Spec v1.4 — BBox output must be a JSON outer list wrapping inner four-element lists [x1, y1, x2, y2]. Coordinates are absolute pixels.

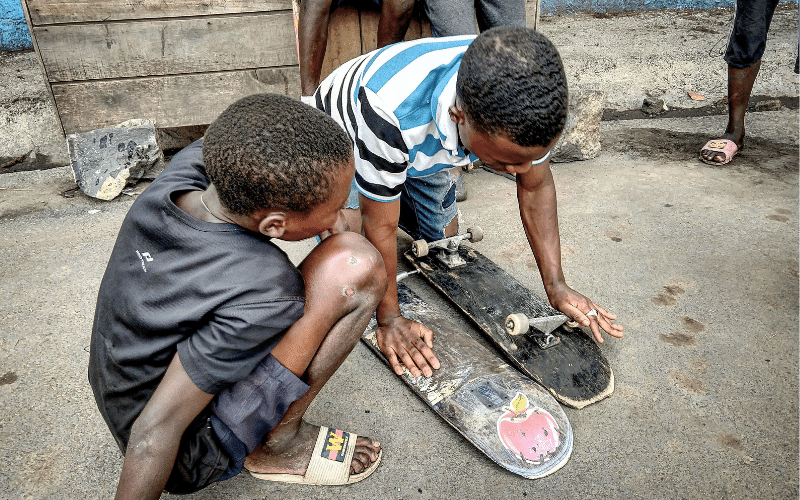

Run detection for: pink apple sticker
[[497, 392, 561, 464]]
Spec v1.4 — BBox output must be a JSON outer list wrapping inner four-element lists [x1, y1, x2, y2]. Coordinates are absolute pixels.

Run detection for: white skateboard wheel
[[467, 226, 484, 243], [412, 239, 429, 257], [505, 313, 529, 336]]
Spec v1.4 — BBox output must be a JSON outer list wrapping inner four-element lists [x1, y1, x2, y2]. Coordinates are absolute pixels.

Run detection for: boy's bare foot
[[244, 420, 381, 478]]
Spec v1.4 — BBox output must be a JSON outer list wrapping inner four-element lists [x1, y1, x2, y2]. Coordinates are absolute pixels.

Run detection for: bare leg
[[444, 215, 458, 238], [701, 61, 761, 163], [245, 232, 387, 475], [298, 0, 336, 96], [377, 0, 415, 46]]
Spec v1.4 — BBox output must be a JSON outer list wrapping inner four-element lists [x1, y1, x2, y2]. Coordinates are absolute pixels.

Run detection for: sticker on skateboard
[[406, 228, 614, 409], [362, 283, 572, 478]]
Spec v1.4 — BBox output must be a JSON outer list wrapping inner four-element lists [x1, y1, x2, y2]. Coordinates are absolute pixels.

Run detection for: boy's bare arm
[[360, 196, 440, 377], [115, 353, 215, 500], [516, 161, 624, 343]]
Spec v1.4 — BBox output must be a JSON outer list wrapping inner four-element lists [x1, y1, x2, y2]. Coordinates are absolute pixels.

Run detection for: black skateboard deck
[[405, 245, 614, 409], [362, 284, 573, 478]]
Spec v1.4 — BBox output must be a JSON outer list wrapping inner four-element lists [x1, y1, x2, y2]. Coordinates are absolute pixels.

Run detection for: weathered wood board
[[20, 0, 304, 134], [21, 0, 540, 135], [50, 68, 301, 133], [34, 14, 297, 82], [25, 1, 292, 24]]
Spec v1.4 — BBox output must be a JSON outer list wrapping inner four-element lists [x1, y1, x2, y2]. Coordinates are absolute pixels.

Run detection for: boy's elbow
[[126, 414, 179, 461]]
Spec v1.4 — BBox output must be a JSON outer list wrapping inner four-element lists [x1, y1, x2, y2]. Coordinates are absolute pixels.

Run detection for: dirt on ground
[[538, 3, 798, 112], [0, 5, 798, 500], [1, 4, 796, 176]]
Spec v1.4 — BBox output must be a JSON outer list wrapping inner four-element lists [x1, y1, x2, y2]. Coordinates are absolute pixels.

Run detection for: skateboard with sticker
[[362, 283, 572, 478], [406, 228, 614, 409]]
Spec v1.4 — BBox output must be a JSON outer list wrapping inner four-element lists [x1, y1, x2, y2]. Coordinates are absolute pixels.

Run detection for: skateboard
[[362, 283, 573, 479], [405, 228, 614, 409]]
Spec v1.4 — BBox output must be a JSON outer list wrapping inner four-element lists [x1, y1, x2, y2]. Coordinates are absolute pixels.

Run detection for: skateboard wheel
[[505, 313, 529, 336], [565, 320, 580, 329], [412, 239, 429, 257], [467, 226, 484, 243]]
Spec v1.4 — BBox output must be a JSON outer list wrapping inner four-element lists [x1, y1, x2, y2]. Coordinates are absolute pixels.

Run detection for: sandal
[[700, 139, 740, 165], [247, 426, 381, 485]]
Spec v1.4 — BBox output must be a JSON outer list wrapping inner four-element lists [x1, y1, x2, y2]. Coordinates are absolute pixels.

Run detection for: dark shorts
[[423, 0, 526, 37], [724, 0, 780, 68], [164, 354, 310, 494]]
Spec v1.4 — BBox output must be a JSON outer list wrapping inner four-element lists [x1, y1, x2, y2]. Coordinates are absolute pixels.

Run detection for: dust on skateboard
[[406, 229, 614, 409], [362, 283, 573, 478]]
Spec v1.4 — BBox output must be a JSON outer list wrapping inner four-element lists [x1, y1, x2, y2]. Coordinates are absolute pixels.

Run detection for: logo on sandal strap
[[322, 428, 350, 462]]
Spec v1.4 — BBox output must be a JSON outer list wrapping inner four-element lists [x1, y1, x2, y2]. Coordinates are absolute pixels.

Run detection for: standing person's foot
[[700, 133, 744, 165], [244, 422, 382, 485]]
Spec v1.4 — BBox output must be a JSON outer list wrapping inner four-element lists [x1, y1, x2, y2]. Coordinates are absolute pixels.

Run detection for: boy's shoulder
[[151, 140, 208, 190]]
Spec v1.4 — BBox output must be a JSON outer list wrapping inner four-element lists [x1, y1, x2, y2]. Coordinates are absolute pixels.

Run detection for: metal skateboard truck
[[505, 313, 580, 350], [411, 227, 484, 268]]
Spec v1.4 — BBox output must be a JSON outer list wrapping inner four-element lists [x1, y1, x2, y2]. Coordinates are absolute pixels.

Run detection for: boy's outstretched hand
[[546, 283, 624, 344], [376, 315, 440, 378]]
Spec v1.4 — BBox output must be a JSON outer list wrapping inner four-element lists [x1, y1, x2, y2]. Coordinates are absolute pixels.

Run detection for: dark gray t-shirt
[[88, 140, 305, 452]]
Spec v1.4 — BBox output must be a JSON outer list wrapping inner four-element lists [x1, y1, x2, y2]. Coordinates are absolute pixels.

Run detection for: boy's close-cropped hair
[[203, 93, 353, 215], [456, 26, 568, 148]]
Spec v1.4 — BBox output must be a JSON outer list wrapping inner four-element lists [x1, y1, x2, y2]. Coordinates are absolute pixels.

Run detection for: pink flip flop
[[700, 139, 740, 165]]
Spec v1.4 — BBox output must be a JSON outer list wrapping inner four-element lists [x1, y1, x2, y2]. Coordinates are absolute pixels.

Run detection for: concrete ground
[[0, 6, 798, 500]]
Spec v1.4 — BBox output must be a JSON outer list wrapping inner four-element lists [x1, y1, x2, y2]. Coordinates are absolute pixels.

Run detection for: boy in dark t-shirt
[[89, 93, 387, 497]]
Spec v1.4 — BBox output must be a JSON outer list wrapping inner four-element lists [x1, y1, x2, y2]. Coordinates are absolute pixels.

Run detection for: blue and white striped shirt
[[314, 36, 479, 203]]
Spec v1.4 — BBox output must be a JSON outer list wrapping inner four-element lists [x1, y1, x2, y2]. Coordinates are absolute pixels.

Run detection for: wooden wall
[[21, 0, 538, 136]]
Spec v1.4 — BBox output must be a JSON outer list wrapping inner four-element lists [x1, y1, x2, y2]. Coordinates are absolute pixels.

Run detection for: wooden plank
[[318, 6, 362, 84], [51, 67, 301, 134], [34, 12, 297, 82], [25, 0, 291, 25], [18, 0, 64, 136], [526, 0, 541, 30]]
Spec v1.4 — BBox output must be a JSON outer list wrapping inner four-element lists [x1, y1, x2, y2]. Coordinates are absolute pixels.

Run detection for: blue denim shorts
[[209, 354, 310, 482], [347, 168, 459, 242]]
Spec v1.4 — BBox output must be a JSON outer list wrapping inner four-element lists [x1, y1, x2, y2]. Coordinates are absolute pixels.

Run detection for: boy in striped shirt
[[310, 26, 624, 378]]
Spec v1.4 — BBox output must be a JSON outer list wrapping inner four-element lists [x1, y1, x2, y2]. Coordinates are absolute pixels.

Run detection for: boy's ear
[[257, 212, 288, 238], [448, 104, 466, 125]]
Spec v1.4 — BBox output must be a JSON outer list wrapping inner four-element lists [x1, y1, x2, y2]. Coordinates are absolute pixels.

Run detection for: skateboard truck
[[411, 227, 484, 269], [505, 313, 580, 349]]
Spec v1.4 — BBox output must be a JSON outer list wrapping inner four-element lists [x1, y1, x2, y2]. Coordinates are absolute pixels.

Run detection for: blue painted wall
[[1, 0, 32, 50]]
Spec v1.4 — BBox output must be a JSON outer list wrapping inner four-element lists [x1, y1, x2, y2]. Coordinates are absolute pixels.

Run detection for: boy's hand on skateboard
[[547, 283, 624, 343], [376, 315, 440, 378]]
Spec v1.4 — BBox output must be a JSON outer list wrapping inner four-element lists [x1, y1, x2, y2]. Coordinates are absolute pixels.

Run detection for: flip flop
[[247, 426, 382, 485], [700, 139, 740, 165]]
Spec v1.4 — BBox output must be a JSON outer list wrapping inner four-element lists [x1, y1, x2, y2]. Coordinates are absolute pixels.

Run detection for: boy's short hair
[[203, 93, 353, 215], [456, 26, 568, 148]]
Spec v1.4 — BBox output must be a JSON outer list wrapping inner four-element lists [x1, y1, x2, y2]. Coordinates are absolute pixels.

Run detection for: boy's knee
[[304, 232, 387, 300]]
